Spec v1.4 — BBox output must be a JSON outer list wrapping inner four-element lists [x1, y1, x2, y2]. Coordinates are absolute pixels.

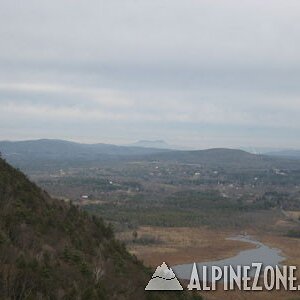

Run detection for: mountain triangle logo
[[145, 262, 183, 291]]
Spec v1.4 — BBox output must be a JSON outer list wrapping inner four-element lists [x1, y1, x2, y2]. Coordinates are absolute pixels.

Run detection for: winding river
[[172, 235, 285, 281]]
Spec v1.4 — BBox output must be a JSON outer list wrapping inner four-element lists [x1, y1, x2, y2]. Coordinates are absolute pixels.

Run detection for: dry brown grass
[[286, 211, 300, 221], [119, 226, 254, 267]]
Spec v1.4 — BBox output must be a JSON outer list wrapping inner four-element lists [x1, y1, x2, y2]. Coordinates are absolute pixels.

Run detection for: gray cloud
[[1, 0, 300, 148]]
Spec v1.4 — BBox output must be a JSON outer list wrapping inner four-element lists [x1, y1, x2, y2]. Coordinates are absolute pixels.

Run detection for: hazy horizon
[[1, 137, 299, 153], [1, 1, 300, 149]]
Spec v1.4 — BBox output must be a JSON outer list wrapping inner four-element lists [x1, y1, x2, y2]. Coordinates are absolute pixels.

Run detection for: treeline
[[85, 190, 280, 229]]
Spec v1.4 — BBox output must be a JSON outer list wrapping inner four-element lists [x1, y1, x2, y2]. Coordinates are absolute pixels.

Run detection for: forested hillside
[[0, 158, 197, 300]]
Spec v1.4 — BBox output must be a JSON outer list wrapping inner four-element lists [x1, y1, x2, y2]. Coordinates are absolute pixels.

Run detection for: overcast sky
[[1, 0, 300, 149]]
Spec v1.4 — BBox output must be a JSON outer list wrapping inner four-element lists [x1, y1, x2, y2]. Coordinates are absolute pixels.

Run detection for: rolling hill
[[139, 148, 300, 170]]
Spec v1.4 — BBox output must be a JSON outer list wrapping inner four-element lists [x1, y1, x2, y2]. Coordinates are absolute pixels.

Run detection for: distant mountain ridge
[[0, 139, 170, 157], [0, 139, 170, 170], [1, 139, 300, 172]]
